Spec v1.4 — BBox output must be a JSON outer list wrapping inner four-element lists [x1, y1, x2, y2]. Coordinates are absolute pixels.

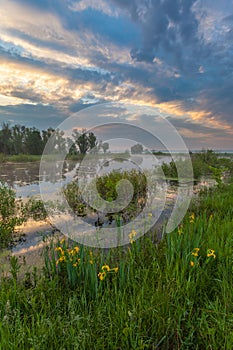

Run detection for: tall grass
[[0, 184, 233, 349]]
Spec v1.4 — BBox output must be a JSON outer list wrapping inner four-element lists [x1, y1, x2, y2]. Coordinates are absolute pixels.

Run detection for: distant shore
[[0, 152, 131, 163]]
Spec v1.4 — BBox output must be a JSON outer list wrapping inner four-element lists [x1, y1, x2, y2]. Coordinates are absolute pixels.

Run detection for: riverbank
[[0, 220, 62, 277], [0, 154, 43, 163], [0, 177, 215, 278], [0, 182, 233, 348], [0, 152, 131, 163]]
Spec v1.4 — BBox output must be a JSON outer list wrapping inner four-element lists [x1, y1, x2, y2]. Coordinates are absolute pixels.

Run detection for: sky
[[0, 0, 233, 150]]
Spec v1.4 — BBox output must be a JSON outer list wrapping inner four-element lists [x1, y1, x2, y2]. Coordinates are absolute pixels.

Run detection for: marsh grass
[[0, 184, 233, 348]]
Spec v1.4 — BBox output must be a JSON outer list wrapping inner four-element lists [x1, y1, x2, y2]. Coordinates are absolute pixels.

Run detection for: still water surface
[[0, 155, 173, 198]]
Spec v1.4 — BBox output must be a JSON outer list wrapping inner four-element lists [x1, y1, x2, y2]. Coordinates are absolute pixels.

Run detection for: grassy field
[[0, 180, 233, 349]]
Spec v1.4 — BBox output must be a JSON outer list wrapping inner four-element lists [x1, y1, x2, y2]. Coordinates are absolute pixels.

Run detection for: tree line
[[0, 123, 110, 156]]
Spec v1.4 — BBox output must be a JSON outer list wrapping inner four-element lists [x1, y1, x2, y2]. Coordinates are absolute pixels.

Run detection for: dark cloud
[[167, 116, 229, 137], [197, 84, 233, 125], [15, 0, 140, 48], [69, 99, 103, 113], [111, 0, 202, 72], [107, 0, 233, 127], [1, 0, 233, 149], [92, 122, 164, 149], [6, 28, 74, 54], [0, 104, 67, 129], [67, 8, 140, 47]]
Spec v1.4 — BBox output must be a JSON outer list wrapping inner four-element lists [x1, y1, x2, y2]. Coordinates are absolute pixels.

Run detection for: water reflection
[[0, 160, 76, 197], [0, 155, 173, 198], [0, 162, 40, 187]]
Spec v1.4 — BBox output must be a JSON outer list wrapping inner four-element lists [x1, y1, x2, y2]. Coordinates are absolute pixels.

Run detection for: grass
[[0, 154, 42, 163], [0, 182, 233, 348], [0, 152, 131, 163]]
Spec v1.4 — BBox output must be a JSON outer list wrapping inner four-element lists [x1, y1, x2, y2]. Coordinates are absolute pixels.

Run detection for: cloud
[[70, 0, 120, 17], [0, 0, 232, 149], [0, 103, 67, 129], [111, 0, 202, 71]]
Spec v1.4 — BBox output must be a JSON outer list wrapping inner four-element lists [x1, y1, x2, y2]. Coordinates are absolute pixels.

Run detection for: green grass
[[0, 183, 233, 349], [0, 153, 72, 163], [0, 152, 131, 163], [0, 154, 42, 163]]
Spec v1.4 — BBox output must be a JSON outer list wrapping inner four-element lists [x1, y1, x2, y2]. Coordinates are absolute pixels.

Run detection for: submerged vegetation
[[0, 151, 233, 348]]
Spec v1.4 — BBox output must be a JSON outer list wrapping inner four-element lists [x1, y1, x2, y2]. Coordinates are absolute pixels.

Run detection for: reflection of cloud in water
[[0, 155, 173, 198]]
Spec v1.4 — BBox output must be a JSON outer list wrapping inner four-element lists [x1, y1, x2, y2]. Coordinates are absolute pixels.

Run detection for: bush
[[22, 198, 47, 221], [161, 150, 233, 182], [0, 183, 25, 248], [63, 169, 147, 222]]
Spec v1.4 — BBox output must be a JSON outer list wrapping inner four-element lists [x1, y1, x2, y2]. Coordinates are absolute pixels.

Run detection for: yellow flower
[[190, 261, 195, 267], [130, 229, 137, 236], [60, 238, 66, 244], [98, 272, 106, 281], [89, 251, 94, 264], [73, 259, 80, 267], [207, 249, 216, 259], [68, 246, 80, 255], [129, 229, 137, 244], [113, 267, 118, 273], [55, 246, 64, 254], [191, 248, 200, 257], [189, 213, 195, 223], [209, 214, 213, 220], [148, 213, 153, 217], [102, 265, 110, 272], [178, 225, 183, 235], [56, 255, 66, 265], [73, 246, 79, 254]]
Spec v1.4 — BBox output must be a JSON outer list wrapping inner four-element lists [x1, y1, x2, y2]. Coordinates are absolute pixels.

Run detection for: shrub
[[22, 198, 47, 221], [63, 169, 147, 223], [0, 183, 25, 248]]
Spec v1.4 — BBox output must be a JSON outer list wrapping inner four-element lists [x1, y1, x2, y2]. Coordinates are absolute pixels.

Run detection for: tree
[[24, 127, 43, 155], [0, 123, 12, 155], [54, 129, 66, 153], [73, 129, 89, 154], [67, 137, 78, 155], [73, 129, 98, 155], [131, 143, 143, 154], [88, 132, 97, 150], [42, 127, 55, 147], [102, 142, 109, 153], [11, 125, 24, 154]]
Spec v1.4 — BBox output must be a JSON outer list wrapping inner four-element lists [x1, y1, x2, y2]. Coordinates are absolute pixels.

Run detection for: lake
[[0, 155, 174, 199], [0, 154, 216, 252]]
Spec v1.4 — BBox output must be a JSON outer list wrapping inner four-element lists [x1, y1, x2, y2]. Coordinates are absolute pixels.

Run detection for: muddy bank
[[0, 220, 62, 276]]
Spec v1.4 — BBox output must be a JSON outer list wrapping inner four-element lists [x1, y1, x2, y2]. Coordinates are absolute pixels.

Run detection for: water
[[0, 155, 173, 199], [0, 155, 195, 253]]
